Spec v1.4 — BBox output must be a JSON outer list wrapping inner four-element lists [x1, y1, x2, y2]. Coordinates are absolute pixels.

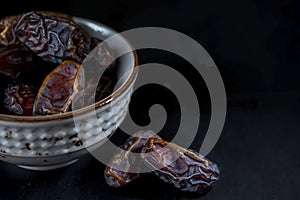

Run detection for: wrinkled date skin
[[142, 138, 220, 195], [0, 14, 21, 46], [0, 11, 118, 116], [4, 82, 37, 116], [33, 60, 84, 115], [84, 62, 118, 105], [15, 11, 91, 64], [0, 13, 66, 79], [84, 38, 115, 79], [83, 40, 117, 105], [104, 130, 160, 188], [0, 44, 40, 78]]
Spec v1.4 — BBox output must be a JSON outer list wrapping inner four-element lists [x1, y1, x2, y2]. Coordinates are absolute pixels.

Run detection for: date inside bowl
[[0, 11, 138, 170], [0, 11, 136, 117]]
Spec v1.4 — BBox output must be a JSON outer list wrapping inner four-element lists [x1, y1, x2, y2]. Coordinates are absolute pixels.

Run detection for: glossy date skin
[[0, 43, 40, 78], [0, 13, 68, 79], [104, 130, 160, 188], [83, 40, 117, 105], [4, 82, 37, 116], [0, 14, 21, 46], [0, 11, 119, 116], [33, 60, 85, 115], [142, 138, 220, 195], [15, 11, 91, 64], [104, 130, 220, 195]]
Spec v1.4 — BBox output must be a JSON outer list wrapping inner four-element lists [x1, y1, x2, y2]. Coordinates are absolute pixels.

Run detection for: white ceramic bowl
[[0, 15, 138, 170]]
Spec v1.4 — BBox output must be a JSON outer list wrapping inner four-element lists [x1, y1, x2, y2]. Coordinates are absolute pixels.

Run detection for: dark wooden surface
[[0, 0, 299, 199]]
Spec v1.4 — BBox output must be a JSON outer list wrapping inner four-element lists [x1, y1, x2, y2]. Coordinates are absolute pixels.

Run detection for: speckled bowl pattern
[[0, 17, 138, 170]]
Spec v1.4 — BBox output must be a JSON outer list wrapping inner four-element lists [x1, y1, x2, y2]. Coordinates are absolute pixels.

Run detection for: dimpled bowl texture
[[0, 16, 138, 170]]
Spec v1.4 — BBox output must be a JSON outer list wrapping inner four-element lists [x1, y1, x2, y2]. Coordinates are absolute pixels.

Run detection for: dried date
[[33, 60, 85, 115], [84, 76, 114, 105], [4, 82, 37, 116], [0, 11, 119, 117], [0, 14, 21, 46], [84, 39, 115, 76], [92, 42, 114, 67], [15, 11, 91, 64], [84, 64, 118, 105], [104, 130, 160, 188], [142, 138, 220, 195], [83, 41, 117, 105], [0, 43, 40, 78]]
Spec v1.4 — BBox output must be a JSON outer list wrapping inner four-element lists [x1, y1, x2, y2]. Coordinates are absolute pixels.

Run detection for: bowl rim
[[0, 16, 139, 123]]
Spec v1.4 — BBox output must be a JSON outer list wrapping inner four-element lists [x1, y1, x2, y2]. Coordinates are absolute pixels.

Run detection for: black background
[[0, 0, 300, 199]]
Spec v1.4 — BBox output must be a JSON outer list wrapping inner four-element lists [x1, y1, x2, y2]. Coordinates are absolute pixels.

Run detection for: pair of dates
[[104, 130, 220, 196], [0, 11, 115, 116]]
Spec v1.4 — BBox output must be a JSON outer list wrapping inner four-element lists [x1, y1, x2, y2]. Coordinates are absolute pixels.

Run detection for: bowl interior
[[75, 17, 135, 87], [0, 16, 137, 122]]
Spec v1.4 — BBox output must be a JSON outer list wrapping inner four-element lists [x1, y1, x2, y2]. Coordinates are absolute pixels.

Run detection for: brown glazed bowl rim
[[0, 16, 138, 123]]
